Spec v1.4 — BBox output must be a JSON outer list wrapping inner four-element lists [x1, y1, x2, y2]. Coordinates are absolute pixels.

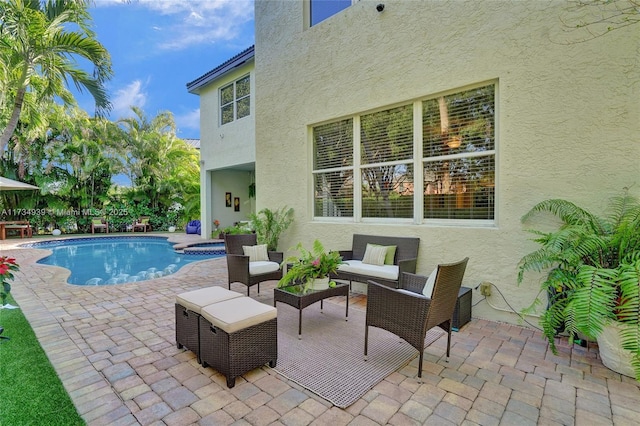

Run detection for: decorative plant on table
[[517, 189, 640, 379], [0, 256, 20, 308], [278, 239, 343, 291]]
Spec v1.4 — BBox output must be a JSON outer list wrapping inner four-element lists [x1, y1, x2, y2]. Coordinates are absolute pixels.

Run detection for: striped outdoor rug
[[271, 299, 444, 408]]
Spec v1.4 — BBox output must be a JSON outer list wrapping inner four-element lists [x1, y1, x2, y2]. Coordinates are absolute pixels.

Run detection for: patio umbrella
[[0, 176, 39, 191], [0, 176, 38, 324]]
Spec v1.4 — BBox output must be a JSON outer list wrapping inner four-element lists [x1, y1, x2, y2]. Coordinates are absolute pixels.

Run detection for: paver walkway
[[2, 233, 640, 425]]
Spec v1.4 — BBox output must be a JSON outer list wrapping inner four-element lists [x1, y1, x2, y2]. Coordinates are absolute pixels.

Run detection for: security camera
[[376, 3, 385, 12]]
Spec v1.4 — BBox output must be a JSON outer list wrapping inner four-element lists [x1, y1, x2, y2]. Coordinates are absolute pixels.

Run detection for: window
[[312, 83, 496, 223], [310, 0, 353, 26], [313, 119, 354, 217], [360, 105, 414, 219], [220, 75, 250, 125], [422, 85, 495, 220]]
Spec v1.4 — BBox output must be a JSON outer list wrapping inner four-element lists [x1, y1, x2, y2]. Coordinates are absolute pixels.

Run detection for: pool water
[[30, 237, 223, 285]]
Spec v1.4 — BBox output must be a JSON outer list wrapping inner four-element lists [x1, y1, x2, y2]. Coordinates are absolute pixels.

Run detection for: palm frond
[[521, 198, 604, 233]]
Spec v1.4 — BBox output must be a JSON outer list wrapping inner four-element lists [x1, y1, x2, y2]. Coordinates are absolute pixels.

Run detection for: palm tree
[[118, 106, 200, 220], [0, 0, 113, 153]]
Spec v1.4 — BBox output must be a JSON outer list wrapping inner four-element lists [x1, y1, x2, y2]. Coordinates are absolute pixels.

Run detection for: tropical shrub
[[518, 190, 640, 379], [249, 206, 294, 251]]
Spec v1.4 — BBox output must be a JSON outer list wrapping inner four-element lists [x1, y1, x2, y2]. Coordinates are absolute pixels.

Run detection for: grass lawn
[[0, 295, 85, 425]]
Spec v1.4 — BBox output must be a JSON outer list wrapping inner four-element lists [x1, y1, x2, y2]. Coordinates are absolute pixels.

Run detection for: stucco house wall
[[192, 53, 256, 237], [254, 1, 639, 324]]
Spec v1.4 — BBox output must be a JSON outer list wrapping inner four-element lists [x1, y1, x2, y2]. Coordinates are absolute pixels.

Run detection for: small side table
[[452, 286, 472, 331]]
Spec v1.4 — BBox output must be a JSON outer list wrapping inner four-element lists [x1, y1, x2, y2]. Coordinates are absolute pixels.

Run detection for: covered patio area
[[2, 234, 640, 425]]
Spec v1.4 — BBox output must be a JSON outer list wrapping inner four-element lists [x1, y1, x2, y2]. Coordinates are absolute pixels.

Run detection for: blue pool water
[[29, 236, 223, 285]]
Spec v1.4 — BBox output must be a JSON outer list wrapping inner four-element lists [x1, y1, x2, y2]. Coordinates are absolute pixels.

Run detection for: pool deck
[[2, 233, 640, 425]]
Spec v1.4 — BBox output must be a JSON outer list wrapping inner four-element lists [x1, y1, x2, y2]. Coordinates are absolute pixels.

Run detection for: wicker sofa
[[331, 234, 420, 288]]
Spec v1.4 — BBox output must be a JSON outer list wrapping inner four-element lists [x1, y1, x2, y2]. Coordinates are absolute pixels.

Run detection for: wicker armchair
[[365, 257, 469, 378], [224, 234, 283, 296]]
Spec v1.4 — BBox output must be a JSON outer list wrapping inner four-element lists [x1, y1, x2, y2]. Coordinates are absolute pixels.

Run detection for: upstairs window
[[311, 0, 353, 26], [220, 75, 250, 125]]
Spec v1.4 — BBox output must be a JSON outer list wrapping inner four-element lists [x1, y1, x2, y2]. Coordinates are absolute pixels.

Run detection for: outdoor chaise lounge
[[91, 217, 108, 234], [224, 234, 283, 296], [132, 216, 151, 232], [365, 257, 469, 378], [331, 234, 420, 288]]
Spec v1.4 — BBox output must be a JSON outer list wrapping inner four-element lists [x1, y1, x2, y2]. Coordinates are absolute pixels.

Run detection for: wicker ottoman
[[175, 287, 243, 363], [199, 297, 278, 388]]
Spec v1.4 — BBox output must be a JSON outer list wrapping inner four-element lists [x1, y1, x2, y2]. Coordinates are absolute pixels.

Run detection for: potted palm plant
[[518, 190, 640, 379], [278, 239, 343, 291], [249, 206, 294, 251]]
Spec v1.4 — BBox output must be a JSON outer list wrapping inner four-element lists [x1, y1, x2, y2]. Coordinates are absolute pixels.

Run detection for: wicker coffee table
[[273, 283, 349, 339]]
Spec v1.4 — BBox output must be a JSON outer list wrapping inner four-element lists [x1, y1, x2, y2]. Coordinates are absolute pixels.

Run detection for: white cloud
[[100, 0, 254, 51], [175, 108, 201, 133], [111, 80, 147, 118]]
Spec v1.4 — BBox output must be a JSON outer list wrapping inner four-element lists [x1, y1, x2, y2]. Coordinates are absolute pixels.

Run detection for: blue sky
[[77, 0, 255, 140]]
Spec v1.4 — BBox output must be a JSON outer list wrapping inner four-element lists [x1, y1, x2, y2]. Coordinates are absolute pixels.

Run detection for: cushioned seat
[[185, 219, 201, 235], [337, 260, 399, 281], [132, 216, 151, 232], [224, 234, 283, 296], [91, 217, 108, 234], [175, 287, 243, 363], [331, 234, 420, 288], [199, 297, 278, 387]]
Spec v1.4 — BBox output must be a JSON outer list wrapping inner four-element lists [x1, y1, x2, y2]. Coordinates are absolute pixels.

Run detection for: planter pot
[[168, 226, 176, 233], [310, 277, 330, 291], [596, 321, 637, 378]]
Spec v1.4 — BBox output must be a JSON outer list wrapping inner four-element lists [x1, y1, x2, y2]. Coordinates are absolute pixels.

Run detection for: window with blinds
[[361, 105, 414, 218], [311, 83, 496, 223], [422, 85, 495, 220], [220, 75, 250, 125], [313, 119, 354, 217]]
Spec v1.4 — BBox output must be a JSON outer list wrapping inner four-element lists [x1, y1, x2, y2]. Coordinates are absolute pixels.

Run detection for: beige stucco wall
[[198, 60, 256, 238], [254, 0, 640, 325]]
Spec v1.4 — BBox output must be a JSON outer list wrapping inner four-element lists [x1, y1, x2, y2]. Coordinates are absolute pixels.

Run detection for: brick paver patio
[[2, 233, 640, 425]]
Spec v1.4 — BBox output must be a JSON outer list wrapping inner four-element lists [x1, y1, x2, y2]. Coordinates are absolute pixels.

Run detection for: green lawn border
[[0, 295, 85, 425]]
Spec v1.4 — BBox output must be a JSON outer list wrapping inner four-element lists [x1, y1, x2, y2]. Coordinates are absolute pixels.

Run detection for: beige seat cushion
[[176, 287, 243, 313], [249, 260, 280, 275], [337, 260, 399, 280], [201, 297, 277, 334]]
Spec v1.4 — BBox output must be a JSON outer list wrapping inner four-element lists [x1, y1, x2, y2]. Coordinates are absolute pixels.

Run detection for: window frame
[[311, 82, 497, 227], [219, 74, 251, 126], [309, 0, 358, 27]]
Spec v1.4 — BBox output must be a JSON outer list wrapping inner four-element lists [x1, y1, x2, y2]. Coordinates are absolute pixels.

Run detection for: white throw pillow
[[243, 244, 269, 262], [422, 267, 439, 298], [362, 244, 387, 266]]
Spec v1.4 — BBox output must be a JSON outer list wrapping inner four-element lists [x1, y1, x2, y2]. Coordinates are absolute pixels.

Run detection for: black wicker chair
[[224, 234, 283, 296], [364, 257, 469, 378]]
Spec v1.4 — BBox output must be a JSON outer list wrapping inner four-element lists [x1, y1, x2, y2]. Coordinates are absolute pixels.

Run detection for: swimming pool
[[26, 236, 224, 285]]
